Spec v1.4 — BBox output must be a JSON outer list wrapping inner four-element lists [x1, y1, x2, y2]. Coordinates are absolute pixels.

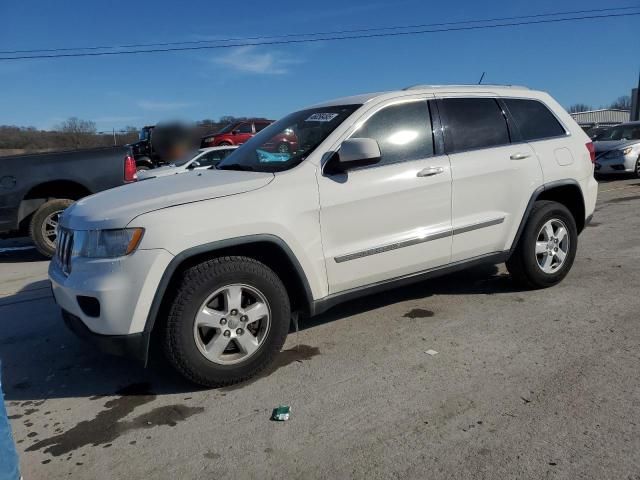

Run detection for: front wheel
[[163, 256, 290, 387], [506, 200, 578, 289], [634, 156, 640, 179], [29, 198, 74, 257]]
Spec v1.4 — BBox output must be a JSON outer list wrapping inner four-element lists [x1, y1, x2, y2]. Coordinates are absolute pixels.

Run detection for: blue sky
[[0, 0, 638, 131]]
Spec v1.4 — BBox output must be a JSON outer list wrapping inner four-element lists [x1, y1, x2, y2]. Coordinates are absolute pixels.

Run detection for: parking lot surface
[[2, 177, 639, 479]]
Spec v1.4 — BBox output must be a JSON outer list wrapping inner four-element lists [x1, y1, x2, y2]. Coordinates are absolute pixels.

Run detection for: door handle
[[510, 152, 531, 160], [417, 166, 445, 177]]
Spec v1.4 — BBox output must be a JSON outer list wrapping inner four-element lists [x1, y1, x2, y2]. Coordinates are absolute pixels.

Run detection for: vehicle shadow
[[1, 264, 519, 401], [301, 263, 521, 330], [0, 281, 196, 402], [0, 237, 46, 264]]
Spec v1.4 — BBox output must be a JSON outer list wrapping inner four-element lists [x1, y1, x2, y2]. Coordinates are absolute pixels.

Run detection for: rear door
[[235, 122, 254, 144], [318, 97, 453, 294], [436, 96, 542, 262]]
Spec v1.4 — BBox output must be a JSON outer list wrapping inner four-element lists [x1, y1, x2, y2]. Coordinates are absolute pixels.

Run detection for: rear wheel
[[277, 142, 290, 154], [506, 200, 578, 288], [218, 141, 232, 147], [29, 198, 74, 257], [163, 256, 290, 387]]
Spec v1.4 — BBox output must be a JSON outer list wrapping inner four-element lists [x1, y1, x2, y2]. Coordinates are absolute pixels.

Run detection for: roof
[[570, 109, 630, 126], [312, 84, 536, 108]]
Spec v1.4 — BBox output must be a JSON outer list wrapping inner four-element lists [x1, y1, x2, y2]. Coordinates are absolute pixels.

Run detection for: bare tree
[[56, 117, 97, 149], [567, 104, 593, 114], [609, 95, 631, 110]]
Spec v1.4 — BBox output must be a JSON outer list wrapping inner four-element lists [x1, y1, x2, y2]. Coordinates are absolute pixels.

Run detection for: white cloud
[[215, 46, 299, 75], [137, 100, 194, 111]]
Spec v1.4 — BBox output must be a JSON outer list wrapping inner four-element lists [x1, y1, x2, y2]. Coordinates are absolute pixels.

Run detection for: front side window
[[255, 122, 270, 132], [440, 98, 510, 153], [504, 99, 566, 141], [351, 100, 433, 166], [237, 123, 253, 134], [217, 105, 360, 172]]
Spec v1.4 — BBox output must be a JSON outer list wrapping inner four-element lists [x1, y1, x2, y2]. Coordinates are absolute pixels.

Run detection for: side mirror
[[327, 138, 381, 174], [188, 160, 200, 169], [232, 130, 239, 135]]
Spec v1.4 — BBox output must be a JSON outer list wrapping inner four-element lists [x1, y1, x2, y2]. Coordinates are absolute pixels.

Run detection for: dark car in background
[[0, 147, 136, 256]]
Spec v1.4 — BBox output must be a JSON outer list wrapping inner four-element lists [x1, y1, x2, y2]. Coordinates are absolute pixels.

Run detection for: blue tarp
[[0, 362, 20, 480]]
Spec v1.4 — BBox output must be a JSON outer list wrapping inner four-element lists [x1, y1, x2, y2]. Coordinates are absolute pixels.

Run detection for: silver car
[[593, 121, 640, 177], [137, 146, 237, 180]]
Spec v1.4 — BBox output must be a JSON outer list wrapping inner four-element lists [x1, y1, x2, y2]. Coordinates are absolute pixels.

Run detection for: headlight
[[604, 146, 634, 159], [73, 228, 144, 258]]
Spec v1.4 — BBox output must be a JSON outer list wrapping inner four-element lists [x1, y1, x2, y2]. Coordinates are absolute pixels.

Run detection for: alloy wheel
[[193, 284, 271, 365], [535, 218, 570, 274]]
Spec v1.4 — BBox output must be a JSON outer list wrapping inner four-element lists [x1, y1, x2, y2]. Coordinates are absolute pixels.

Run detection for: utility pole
[[631, 69, 640, 121]]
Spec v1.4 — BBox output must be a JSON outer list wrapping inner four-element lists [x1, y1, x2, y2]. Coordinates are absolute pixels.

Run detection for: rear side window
[[351, 100, 434, 167], [439, 98, 510, 153], [504, 99, 566, 141]]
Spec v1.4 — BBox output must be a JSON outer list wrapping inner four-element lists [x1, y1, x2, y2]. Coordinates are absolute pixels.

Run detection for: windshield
[[216, 105, 360, 172], [216, 123, 237, 134], [139, 127, 151, 141], [171, 149, 200, 167], [595, 124, 640, 141]]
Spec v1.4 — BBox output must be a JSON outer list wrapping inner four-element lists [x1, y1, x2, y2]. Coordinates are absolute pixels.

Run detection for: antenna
[[478, 72, 486, 85]]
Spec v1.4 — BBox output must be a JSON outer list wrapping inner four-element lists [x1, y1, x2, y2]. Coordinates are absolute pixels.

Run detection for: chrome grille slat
[[56, 228, 73, 275]]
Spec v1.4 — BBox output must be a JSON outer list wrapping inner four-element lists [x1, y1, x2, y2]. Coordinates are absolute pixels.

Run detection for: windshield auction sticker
[[306, 113, 339, 122]]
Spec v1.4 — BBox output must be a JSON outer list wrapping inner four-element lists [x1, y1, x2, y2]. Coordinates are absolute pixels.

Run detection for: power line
[[1, 5, 637, 55], [1, 11, 638, 61]]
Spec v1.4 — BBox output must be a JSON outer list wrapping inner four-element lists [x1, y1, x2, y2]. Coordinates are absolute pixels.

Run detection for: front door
[[317, 98, 453, 294]]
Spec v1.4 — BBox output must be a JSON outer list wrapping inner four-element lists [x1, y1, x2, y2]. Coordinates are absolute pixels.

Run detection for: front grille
[[55, 228, 74, 275]]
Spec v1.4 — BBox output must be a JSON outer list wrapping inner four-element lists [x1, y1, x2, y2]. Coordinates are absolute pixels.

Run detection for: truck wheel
[[506, 200, 577, 289], [29, 199, 74, 257], [163, 256, 291, 387]]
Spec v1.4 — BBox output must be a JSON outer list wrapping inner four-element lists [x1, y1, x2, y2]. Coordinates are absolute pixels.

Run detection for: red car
[[201, 119, 272, 148], [200, 120, 298, 153]]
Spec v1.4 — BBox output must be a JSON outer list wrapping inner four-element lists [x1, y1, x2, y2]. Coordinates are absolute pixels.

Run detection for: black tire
[[136, 165, 150, 172], [506, 200, 578, 289], [634, 156, 640, 179], [29, 199, 74, 258], [163, 256, 291, 387], [218, 141, 232, 147]]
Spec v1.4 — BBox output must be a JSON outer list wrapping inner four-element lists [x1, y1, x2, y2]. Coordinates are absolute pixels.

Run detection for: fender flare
[[508, 179, 583, 257], [142, 234, 315, 338]]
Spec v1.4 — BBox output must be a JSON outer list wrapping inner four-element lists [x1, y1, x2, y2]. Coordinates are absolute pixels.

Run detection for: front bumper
[[594, 154, 637, 174], [49, 248, 174, 360], [61, 309, 150, 364]]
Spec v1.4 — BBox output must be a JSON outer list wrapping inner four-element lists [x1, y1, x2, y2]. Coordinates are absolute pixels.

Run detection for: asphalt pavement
[[1, 176, 639, 479]]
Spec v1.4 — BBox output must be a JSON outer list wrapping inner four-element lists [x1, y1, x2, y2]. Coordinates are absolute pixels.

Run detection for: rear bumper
[[61, 309, 149, 365]]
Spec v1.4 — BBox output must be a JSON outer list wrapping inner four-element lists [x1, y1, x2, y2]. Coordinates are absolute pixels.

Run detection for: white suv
[[49, 85, 598, 387]]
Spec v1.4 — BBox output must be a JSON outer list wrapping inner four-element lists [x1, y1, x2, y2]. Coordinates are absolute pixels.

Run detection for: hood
[[62, 169, 274, 230], [593, 139, 639, 154]]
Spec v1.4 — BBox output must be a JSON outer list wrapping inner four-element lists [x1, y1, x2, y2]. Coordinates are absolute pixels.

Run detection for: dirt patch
[[403, 308, 435, 319]]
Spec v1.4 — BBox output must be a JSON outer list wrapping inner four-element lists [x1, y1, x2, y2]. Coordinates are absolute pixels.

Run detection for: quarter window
[[439, 98, 510, 153], [351, 101, 434, 166], [504, 99, 566, 141]]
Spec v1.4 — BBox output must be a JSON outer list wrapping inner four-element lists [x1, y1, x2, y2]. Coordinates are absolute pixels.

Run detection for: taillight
[[586, 142, 596, 164], [124, 154, 137, 182]]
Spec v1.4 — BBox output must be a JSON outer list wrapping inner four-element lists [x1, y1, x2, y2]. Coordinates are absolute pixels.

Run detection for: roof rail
[[402, 84, 530, 91]]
